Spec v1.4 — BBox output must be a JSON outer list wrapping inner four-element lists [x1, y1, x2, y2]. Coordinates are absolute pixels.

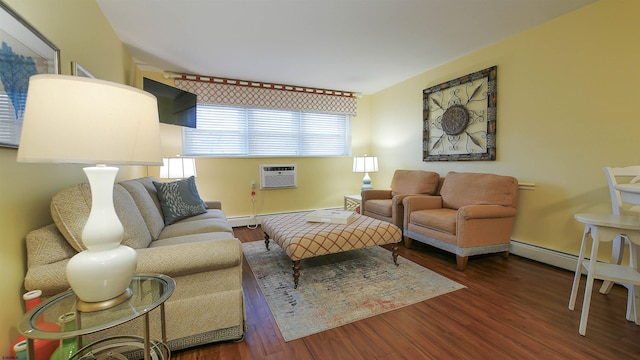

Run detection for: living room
[[2, 0, 639, 357]]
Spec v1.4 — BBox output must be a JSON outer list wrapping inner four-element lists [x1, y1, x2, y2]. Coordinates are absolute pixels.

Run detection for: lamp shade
[[160, 157, 197, 179], [353, 155, 379, 173], [17, 74, 162, 166]]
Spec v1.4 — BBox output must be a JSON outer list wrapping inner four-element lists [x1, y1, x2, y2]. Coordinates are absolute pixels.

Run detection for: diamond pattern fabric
[[262, 212, 401, 261], [175, 79, 357, 116]]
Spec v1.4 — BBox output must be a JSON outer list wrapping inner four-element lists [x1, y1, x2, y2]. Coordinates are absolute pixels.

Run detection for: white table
[[612, 183, 640, 323], [344, 194, 362, 212]]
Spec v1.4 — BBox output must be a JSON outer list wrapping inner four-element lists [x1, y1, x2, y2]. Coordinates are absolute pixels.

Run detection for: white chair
[[569, 213, 640, 336], [600, 166, 640, 294]]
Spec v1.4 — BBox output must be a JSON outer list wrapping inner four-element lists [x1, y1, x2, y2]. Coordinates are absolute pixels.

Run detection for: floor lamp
[[17, 74, 162, 311]]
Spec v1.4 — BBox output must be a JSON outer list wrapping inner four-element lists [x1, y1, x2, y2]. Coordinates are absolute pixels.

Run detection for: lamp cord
[[247, 191, 258, 229]]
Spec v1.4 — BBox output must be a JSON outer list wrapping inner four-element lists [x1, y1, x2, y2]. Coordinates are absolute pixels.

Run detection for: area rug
[[242, 241, 465, 341]]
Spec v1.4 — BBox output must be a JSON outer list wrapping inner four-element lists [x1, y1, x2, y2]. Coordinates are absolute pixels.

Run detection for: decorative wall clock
[[423, 66, 497, 161]]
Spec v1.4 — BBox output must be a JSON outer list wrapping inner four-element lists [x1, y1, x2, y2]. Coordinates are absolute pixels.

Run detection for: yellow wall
[[0, 0, 142, 353], [369, 0, 640, 256]]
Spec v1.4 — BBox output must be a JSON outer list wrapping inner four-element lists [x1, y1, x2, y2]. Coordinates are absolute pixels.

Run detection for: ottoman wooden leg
[[392, 243, 399, 266], [292, 260, 300, 289], [264, 233, 270, 250]]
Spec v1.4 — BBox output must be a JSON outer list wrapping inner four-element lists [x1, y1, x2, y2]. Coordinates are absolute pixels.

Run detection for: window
[[0, 93, 21, 146], [183, 104, 351, 157]]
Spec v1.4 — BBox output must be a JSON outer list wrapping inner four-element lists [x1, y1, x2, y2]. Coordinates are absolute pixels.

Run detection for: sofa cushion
[[158, 217, 234, 240], [391, 170, 440, 196], [51, 183, 153, 251], [153, 176, 207, 225], [149, 232, 237, 248], [177, 208, 228, 223], [440, 172, 519, 210], [130, 176, 164, 214], [120, 178, 165, 240]]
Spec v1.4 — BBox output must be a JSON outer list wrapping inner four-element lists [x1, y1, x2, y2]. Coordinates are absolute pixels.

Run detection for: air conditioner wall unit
[[260, 164, 297, 189]]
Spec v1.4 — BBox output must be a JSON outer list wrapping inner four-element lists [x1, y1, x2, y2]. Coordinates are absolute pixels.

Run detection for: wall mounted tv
[[143, 78, 197, 128]]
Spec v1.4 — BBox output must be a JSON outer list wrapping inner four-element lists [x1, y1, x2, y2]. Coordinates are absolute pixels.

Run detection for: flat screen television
[[143, 78, 197, 128]]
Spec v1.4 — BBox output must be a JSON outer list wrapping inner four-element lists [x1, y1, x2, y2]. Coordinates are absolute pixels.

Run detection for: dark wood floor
[[173, 226, 640, 359]]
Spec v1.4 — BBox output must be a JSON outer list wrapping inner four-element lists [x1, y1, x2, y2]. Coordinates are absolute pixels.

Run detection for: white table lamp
[[353, 155, 379, 190], [17, 74, 162, 311], [160, 157, 197, 179]]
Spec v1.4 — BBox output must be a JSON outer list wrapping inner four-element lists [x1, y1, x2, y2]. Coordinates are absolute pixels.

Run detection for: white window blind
[[0, 93, 21, 147], [183, 104, 351, 157]]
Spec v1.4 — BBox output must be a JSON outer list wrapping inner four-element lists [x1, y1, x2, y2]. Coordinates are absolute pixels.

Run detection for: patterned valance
[[173, 75, 357, 116]]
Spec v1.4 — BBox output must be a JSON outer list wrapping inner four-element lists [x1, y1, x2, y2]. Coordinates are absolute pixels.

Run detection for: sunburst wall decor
[[423, 66, 497, 161]]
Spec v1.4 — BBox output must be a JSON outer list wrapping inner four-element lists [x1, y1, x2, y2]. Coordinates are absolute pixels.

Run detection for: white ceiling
[[97, 0, 597, 95]]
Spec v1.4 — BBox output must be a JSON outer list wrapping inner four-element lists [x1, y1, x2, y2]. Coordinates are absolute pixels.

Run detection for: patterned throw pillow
[[153, 176, 207, 225]]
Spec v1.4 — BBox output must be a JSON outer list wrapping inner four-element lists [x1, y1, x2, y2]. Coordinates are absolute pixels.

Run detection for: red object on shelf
[[10, 290, 60, 360]]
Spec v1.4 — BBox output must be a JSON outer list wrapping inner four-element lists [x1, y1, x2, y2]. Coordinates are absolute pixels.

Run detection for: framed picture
[[423, 66, 497, 161], [71, 61, 94, 78], [0, 1, 60, 148]]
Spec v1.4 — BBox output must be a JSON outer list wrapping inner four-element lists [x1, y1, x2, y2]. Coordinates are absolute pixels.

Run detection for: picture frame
[[0, 1, 60, 148], [423, 66, 497, 161], [71, 61, 95, 78]]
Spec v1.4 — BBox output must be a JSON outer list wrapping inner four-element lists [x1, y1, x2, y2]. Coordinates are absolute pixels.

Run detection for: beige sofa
[[23, 176, 246, 351], [403, 171, 519, 270]]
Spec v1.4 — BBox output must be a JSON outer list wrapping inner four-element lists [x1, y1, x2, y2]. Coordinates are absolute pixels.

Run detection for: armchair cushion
[[440, 171, 518, 209], [365, 199, 393, 217], [391, 169, 440, 196], [411, 208, 457, 235]]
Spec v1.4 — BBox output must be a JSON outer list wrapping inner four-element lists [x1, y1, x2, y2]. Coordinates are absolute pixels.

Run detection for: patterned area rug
[[242, 241, 465, 341]]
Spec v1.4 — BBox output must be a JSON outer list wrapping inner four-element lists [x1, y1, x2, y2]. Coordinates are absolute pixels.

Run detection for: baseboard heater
[[260, 164, 297, 189]]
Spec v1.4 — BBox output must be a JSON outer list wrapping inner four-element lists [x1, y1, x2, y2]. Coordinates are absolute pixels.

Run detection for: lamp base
[[66, 243, 138, 304], [76, 288, 133, 312], [65, 166, 137, 305], [361, 172, 373, 191]]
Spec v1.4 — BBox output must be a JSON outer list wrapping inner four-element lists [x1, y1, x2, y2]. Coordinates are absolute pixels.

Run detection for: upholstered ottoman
[[262, 211, 402, 288]]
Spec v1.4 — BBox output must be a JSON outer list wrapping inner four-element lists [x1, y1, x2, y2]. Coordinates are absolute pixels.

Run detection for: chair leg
[[569, 225, 590, 311], [403, 235, 413, 249], [631, 285, 640, 325], [456, 255, 468, 270], [627, 243, 640, 323], [579, 226, 601, 336], [600, 235, 626, 294]]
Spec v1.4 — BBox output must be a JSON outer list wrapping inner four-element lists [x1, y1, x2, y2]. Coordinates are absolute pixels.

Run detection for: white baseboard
[[510, 239, 577, 272], [228, 215, 261, 228]]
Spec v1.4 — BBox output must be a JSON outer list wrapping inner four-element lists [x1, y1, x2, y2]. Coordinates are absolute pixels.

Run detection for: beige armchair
[[361, 169, 440, 227], [403, 171, 519, 270]]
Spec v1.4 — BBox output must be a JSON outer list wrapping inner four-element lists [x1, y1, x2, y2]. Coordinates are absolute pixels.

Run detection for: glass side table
[[19, 274, 175, 360]]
